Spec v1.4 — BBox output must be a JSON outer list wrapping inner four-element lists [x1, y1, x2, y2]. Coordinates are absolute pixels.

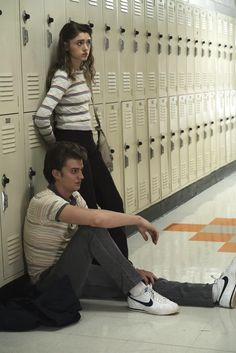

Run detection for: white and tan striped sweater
[[23, 188, 87, 283], [34, 69, 92, 144]]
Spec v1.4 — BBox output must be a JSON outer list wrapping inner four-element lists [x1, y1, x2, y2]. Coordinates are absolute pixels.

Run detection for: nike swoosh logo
[[129, 296, 153, 307], [218, 276, 229, 303]]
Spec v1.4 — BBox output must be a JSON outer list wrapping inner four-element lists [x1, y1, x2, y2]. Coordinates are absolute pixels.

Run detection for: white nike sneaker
[[128, 284, 179, 315], [214, 256, 236, 308]]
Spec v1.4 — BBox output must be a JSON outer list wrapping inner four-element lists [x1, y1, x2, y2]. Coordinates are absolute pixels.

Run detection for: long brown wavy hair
[[47, 21, 96, 89]]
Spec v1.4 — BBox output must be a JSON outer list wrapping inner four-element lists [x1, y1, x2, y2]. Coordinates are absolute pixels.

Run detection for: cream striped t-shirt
[[23, 188, 87, 283]]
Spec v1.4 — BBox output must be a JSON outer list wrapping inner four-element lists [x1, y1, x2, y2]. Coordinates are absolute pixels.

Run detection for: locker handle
[[180, 130, 184, 134], [150, 137, 155, 143], [210, 121, 214, 125], [89, 22, 94, 28], [168, 34, 173, 40], [120, 27, 125, 34], [0, 10, 2, 15], [134, 29, 139, 36], [2, 174, 10, 188], [188, 127, 192, 131], [218, 43, 222, 47], [137, 140, 143, 147], [187, 38, 191, 42], [231, 116, 235, 119], [47, 15, 54, 25], [105, 24, 111, 32], [158, 43, 162, 54], [146, 31, 151, 37], [224, 44, 227, 48], [202, 41, 205, 45], [159, 33, 163, 39], [161, 135, 165, 140], [209, 41, 212, 46], [178, 36, 182, 41], [195, 39, 198, 44], [197, 125, 200, 129], [124, 144, 130, 151], [171, 132, 175, 137], [22, 10, 30, 23], [204, 123, 208, 127], [29, 167, 36, 180], [110, 149, 115, 154], [177, 45, 181, 56]]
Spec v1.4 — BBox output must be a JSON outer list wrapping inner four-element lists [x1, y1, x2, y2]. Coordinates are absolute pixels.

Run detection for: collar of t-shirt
[[48, 184, 77, 206]]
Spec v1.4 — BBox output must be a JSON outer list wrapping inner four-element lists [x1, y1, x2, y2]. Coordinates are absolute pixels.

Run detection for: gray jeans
[[38, 226, 214, 307]]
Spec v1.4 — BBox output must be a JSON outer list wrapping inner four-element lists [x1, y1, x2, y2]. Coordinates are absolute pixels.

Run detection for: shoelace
[[146, 285, 170, 304]]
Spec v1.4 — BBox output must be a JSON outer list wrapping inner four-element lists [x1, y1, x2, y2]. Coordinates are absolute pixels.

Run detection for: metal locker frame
[[176, 1, 187, 95], [178, 95, 189, 186], [157, 0, 168, 97], [200, 9, 208, 92], [195, 93, 204, 178], [185, 4, 195, 94], [202, 93, 211, 174], [193, 7, 202, 93], [167, 0, 177, 96], [169, 96, 180, 192], [186, 94, 197, 181]]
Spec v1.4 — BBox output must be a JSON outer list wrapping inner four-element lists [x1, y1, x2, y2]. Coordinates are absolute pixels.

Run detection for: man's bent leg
[[153, 278, 214, 307], [38, 226, 142, 298]]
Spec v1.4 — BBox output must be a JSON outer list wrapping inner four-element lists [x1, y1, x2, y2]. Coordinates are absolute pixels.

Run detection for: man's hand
[[137, 218, 159, 244], [136, 268, 158, 285]]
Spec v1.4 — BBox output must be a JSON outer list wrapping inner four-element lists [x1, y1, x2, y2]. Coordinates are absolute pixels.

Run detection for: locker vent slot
[[0, 75, 14, 102], [229, 22, 233, 38], [168, 73, 177, 91], [139, 181, 148, 201], [204, 152, 211, 170], [223, 20, 228, 37], [148, 72, 156, 91], [93, 73, 101, 94], [202, 73, 208, 89], [179, 101, 186, 120], [180, 162, 188, 180], [148, 102, 158, 125], [157, 2, 165, 22], [151, 176, 160, 196], [2, 124, 16, 154], [194, 10, 200, 29], [178, 73, 186, 91], [167, 2, 175, 24], [146, 0, 154, 18], [28, 121, 41, 149], [7, 234, 22, 265], [105, 0, 114, 10], [177, 4, 184, 25], [201, 12, 207, 31], [189, 158, 196, 176], [187, 100, 194, 119], [170, 101, 177, 121], [107, 72, 117, 93], [208, 13, 213, 31], [195, 73, 201, 90], [108, 111, 118, 133], [186, 7, 192, 27], [88, 0, 98, 6], [27, 74, 40, 100], [122, 72, 131, 92], [187, 73, 194, 90], [120, 0, 128, 13], [209, 73, 215, 90], [195, 97, 201, 115], [171, 165, 179, 187], [134, 0, 142, 16], [136, 72, 144, 91], [136, 104, 145, 126], [126, 186, 135, 209], [161, 169, 169, 191], [124, 108, 133, 129], [197, 154, 203, 170], [159, 73, 167, 92]]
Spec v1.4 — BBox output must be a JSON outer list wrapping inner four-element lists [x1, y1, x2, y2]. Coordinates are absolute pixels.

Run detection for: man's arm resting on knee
[[58, 205, 159, 245]]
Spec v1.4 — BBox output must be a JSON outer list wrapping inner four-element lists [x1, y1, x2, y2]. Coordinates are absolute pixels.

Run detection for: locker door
[[195, 93, 204, 177], [176, 2, 186, 95], [86, 0, 104, 104], [209, 92, 217, 171], [0, 0, 21, 115], [202, 93, 211, 174], [224, 91, 231, 163], [230, 91, 236, 160], [0, 114, 25, 280], [148, 99, 161, 203], [159, 97, 170, 197], [0, 228, 3, 283], [157, 0, 167, 97], [132, 0, 146, 100], [228, 17, 234, 90], [135, 100, 150, 210], [193, 7, 201, 93], [216, 91, 226, 167], [118, 0, 133, 101], [65, 0, 86, 22], [200, 9, 208, 92], [105, 103, 124, 200], [216, 13, 224, 90], [20, 0, 45, 113], [186, 5, 194, 94], [167, 0, 177, 96], [187, 94, 197, 181], [103, 0, 119, 103], [44, 0, 66, 73], [207, 11, 216, 92], [222, 16, 229, 90], [122, 101, 137, 213], [178, 95, 189, 186], [24, 113, 47, 198], [145, 0, 157, 98], [169, 96, 180, 191]]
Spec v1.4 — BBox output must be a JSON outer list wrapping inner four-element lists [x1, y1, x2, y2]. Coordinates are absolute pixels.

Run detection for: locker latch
[[124, 155, 129, 168], [119, 38, 125, 51], [180, 138, 183, 148], [133, 40, 138, 53], [177, 45, 181, 56], [22, 27, 29, 46], [171, 140, 174, 151], [150, 147, 154, 159], [158, 43, 162, 55], [168, 44, 172, 55], [137, 151, 142, 163], [104, 36, 109, 50], [146, 42, 150, 53], [1, 191, 8, 212], [160, 144, 164, 155], [47, 30, 53, 48]]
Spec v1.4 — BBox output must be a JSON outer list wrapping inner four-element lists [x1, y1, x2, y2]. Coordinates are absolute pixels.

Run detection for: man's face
[[53, 158, 84, 194]]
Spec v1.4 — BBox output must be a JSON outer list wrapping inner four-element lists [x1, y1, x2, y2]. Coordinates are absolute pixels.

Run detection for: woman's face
[[67, 32, 91, 69]]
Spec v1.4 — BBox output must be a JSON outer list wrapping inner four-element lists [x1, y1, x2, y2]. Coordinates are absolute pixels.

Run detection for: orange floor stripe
[[190, 232, 234, 242], [210, 218, 236, 226], [218, 243, 236, 253], [164, 223, 205, 232]]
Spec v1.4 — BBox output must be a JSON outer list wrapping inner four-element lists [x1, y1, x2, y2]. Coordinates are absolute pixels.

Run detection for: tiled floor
[[1, 172, 236, 353]]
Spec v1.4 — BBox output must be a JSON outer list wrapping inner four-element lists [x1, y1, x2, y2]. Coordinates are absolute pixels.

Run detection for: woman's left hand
[[136, 268, 158, 285]]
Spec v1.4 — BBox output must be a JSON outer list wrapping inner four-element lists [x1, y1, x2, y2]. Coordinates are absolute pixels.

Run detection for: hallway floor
[[1, 172, 236, 353]]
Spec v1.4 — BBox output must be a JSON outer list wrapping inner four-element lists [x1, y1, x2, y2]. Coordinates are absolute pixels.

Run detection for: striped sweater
[[23, 188, 87, 283], [34, 69, 92, 144]]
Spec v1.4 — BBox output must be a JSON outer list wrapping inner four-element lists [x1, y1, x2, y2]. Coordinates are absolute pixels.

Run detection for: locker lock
[[22, 10, 30, 23], [202, 41, 205, 45], [171, 132, 175, 137], [134, 29, 139, 36], [168, 34, 173, 40], [47, 15, 54, 25], [209, 41, 212, 46], [195, 39, 198, 44], [105, 24, 111, 32], [124, 144, 130, 151], [137, 140, 143, 147], [178, 36, 182, 42], [110, 148, 115, 154], [146, 31, 151, 37], [187, 38, 191, 42], [150, 137, 155, 143], [29, 167, 36, 180], [180, 130, 184, 134], [0, 10, 2, 16], [120, 27, 125, 34], [88, 22, 94, 28], [159, 33, 163, 39], [188, 127, 192, 131], [161, 135, 165, 140], [2, 174, 10, 188]]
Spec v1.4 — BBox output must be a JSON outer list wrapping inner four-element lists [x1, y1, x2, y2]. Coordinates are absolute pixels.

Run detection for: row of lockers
[[2, 0, 236, 119]]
